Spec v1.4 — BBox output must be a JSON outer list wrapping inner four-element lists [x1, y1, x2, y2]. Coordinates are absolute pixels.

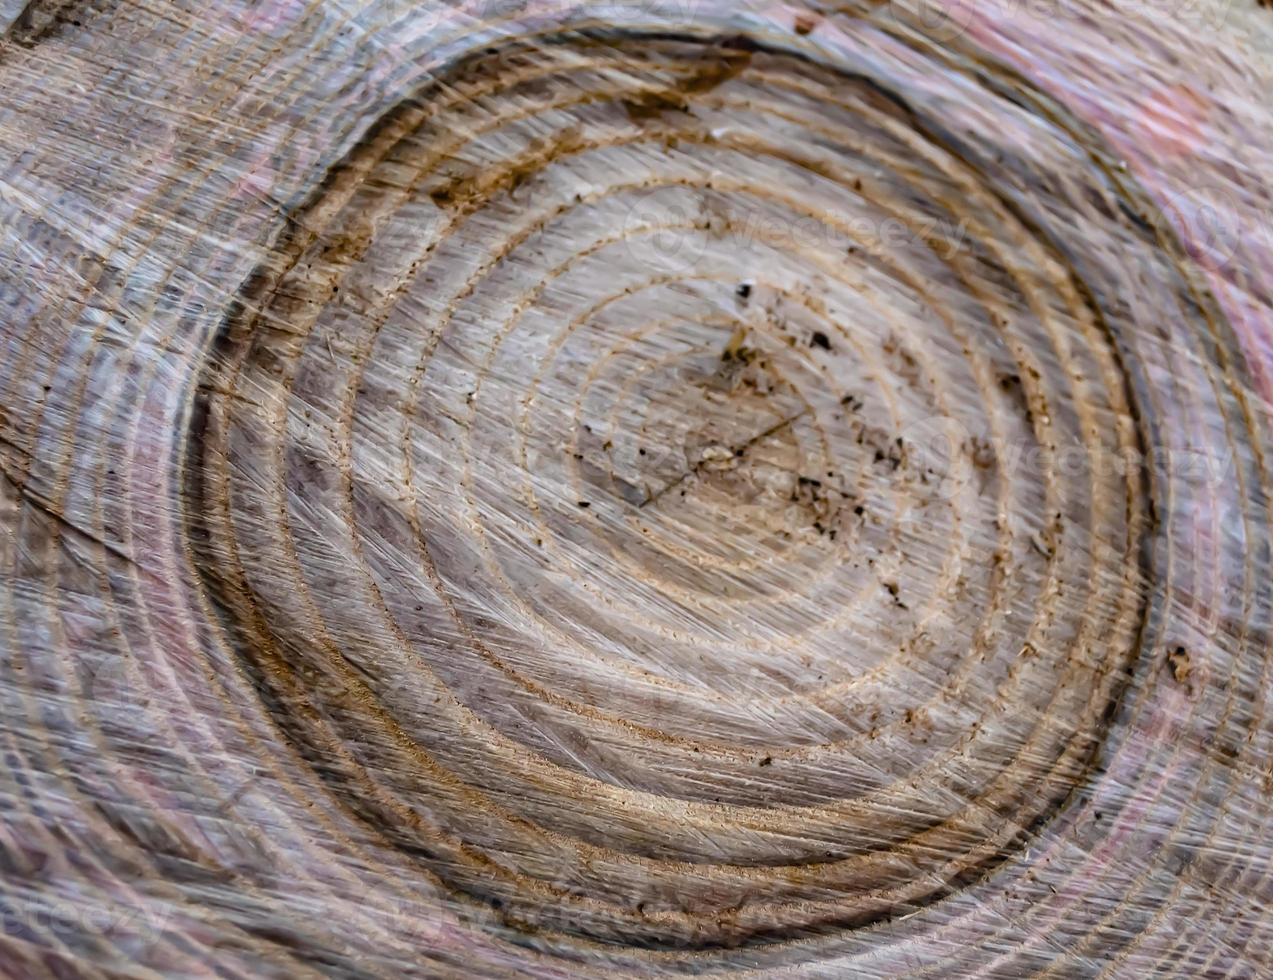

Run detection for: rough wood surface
[[1, 1, 1271, 976]]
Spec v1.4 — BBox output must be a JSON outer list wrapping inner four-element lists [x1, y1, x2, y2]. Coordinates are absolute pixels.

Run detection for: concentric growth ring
[[188, 29, 1176, 959]]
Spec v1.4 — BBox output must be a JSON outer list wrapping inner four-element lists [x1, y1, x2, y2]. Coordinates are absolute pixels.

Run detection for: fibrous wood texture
[[1, 1, 1271, 976]]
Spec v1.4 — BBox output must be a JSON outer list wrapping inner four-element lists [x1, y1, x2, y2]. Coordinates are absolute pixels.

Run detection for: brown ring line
[[380, 66, 1125, 751], [196, 49, 1125, 814], [313, 53, 1140, 834], [179, 28, 1166, 957]]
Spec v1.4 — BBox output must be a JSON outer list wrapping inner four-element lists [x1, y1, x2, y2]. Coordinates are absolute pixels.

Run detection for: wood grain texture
[[0, 1, 1271, 976]]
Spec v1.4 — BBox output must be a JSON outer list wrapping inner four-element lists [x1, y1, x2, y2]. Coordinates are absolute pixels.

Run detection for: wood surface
[[0, 1, 1271, 976]]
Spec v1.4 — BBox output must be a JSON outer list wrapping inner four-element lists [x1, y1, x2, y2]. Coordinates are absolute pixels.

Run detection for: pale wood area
[[0, 1, 1271, 976]]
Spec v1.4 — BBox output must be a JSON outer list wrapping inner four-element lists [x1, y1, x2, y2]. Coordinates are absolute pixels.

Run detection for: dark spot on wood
[[623, 48, 753, 122], [7, 0, 87, 47], [1167, 646, 1192, 684]]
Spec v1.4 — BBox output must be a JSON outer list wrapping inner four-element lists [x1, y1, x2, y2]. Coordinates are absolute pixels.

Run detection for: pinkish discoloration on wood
[[0, 2, 1270, 977]]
